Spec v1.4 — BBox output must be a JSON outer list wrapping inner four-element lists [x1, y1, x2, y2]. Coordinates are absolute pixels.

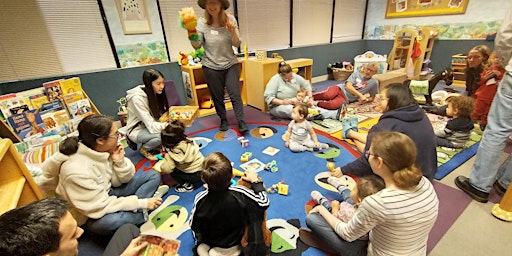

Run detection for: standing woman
[[126, 69, 169, 160], [191, 0, 248, 133]]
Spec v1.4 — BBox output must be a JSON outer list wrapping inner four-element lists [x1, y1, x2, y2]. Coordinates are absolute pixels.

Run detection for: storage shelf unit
[[245, 58, 313, 111], [181, 60, 246, 117], [0, 138, 43, 215], [451, 54, 467, 87]]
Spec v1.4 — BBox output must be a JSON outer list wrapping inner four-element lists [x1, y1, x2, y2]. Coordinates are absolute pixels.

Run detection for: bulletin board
[[386, 0, 469, 18]]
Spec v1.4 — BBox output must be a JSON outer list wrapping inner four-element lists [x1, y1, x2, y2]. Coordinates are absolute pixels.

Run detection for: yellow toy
[[179, 7, 198, 41], [232, 168, 244, 177], [267, 179, 288, 195]]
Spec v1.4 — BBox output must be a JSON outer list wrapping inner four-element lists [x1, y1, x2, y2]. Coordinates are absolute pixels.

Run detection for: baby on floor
[[285, 103, 329, 152]]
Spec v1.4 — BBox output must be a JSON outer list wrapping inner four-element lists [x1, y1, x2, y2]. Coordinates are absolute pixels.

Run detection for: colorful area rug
[[135, 122, 359, 255]]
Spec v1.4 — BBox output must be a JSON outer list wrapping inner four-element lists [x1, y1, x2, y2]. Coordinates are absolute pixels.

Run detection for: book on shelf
[[0, 95, 32, 119], [41, 109, 70, 129], [68, 99, 92, 119], [59, 77, 83, 95], [29, 93, 50, 109], [43, 79, 64, 101], [63, 91, 84, 105], [7, 109, 47, 139]]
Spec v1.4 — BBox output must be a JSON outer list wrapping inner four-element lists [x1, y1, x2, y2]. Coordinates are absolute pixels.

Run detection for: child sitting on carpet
[[310, 175, 385, 240], [160, 120, 204, 192], [435, 95, 475, 148], [288, 87, 313, 106], [285, 103, 329, 152], [190, 152, 270, 256]]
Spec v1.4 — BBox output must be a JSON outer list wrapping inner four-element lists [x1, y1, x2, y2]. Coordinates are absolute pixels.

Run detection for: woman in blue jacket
[[333, 83, 437, 179]]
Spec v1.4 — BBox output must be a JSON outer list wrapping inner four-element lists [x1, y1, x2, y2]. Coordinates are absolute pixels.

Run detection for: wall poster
[[386, 0, 469, 18]]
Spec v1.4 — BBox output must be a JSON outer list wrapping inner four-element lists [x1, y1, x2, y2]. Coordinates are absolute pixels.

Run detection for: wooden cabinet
[[389, 29, 416, 72], [181, 60, 246, 117], [245, 58, 313, 111], [414, 27, 437, 79], [0, 138, 43, 215]]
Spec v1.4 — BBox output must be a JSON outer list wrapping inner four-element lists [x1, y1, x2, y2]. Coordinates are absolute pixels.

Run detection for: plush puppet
[[179, 7, 199, 42], [237, 178, 272, 256]]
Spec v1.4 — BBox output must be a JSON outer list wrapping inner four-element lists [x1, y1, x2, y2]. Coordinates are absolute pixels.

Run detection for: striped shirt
[[335, 177, 439, 256]]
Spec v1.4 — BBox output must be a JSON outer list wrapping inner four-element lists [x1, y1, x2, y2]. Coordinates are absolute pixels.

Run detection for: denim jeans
[[320, 186, 355, 211], [470, 72, 512, 192], [136, 127, 161, 151], [305, 213, 367, 256], [86, 170, 161, 235]]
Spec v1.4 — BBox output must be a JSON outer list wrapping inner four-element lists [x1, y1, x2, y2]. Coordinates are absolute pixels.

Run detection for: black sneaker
[[454, 176, 489, 203], [493, 181, 507, 197], [219, 119, 229, 131], [174, 183, 194, 193], [238, 120, 248, 134]]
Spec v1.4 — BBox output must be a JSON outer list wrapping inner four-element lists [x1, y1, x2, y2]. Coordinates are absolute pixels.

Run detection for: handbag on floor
[[126, 121, 142, 150]]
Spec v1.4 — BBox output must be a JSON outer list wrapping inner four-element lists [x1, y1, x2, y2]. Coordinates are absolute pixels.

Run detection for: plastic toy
[[237, 136, 250, 148], [264, 160, 278, 173], [232, 168, 244, 177], [240, 152, 252, 163], [267, 179, 288, 195], [178, 52, 188, 65], [326, 161, 335, 171], [178, 7, 198, 41]]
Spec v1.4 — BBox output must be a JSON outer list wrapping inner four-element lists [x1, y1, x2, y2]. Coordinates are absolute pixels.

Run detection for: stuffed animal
[[179, 7, 199, 42], [237, 178, 272, 256]]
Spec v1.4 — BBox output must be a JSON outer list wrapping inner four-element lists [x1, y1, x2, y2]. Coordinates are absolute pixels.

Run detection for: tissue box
[[354, 51, 388, 74]]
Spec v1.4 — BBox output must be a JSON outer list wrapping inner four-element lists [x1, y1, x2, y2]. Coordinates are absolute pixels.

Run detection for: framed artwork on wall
[[385, 0, 469, 18], [115, 0, 152, 34]]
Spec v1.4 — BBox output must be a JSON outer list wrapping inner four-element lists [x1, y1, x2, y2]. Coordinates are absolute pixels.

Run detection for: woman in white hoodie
[[125, 69, 169, 160], [40, 114, 163, 236]]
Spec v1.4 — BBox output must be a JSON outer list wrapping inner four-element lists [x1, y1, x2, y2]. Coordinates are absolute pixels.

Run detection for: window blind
[[292, 0, 332, 47], [332, 0, 366, 43]]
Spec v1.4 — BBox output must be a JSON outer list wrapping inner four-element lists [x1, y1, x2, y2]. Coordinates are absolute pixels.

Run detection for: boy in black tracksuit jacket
[[190, 152, 270, 256]]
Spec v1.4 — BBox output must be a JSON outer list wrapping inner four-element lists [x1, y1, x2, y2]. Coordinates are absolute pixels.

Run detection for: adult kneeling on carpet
[[126, 68, 170, 161], [334, 83, 437, 179], [40, 114, 164, 236], [300, 131, 439, 255]]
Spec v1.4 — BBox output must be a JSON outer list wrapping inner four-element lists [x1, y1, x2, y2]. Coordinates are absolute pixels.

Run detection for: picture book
[[262, 146, 280, 156], [0, 93, 17, 119], [7, 109, 47, 139], [43, 79, 63, 101], [59, 77, 83, 95], [138, 235, 180, 256], [0, 95, 32, 119], [40, 100, 64, 112], [63, 91, 84, 104], [240, 158, 265, 173], [29, 93, 50, 109], [68, 99, 92, 119], [41, 109, 70, 128]]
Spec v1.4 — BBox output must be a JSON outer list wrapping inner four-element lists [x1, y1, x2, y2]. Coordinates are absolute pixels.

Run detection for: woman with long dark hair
[[126, 68, 169, 160], [40, 114, 164, 236]]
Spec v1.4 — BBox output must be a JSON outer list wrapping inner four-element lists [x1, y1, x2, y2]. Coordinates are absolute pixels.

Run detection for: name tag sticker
[[210, 30, 219, 35]]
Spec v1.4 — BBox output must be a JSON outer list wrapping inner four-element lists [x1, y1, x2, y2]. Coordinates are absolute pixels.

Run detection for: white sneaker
[[153, 185, 169, 198]]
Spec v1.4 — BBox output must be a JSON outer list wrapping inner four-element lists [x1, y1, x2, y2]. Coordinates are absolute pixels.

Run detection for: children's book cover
[[262, 146, 280, 156], [138, 235, 180, 256], [29, 94, 50, 109], [76, 99, 92, 117], [240, 158, 265, 173], [41, 109, 70, 129], [0, 95, 32, 118], [40, 100, 64, 112], [59, 77, 83, 95], [7, 109, 47, 139], [43, 79, 63, 101]]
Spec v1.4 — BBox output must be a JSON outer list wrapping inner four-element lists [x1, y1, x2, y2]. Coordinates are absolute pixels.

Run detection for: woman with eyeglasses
[[40, 114, 163, 236], [301, 131, 439, 256], [333, 82, 437, 180], [264, 62, 345, 120]]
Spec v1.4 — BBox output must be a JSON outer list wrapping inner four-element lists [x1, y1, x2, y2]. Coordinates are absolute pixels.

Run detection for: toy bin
[[159, 106, 199, 127], [332, 63, 354, 81], [354, 51, 388, 74]]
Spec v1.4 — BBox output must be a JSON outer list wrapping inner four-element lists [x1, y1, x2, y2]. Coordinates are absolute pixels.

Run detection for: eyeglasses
[[364, 150, 378, 159], [108, 130, 121, 138]]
